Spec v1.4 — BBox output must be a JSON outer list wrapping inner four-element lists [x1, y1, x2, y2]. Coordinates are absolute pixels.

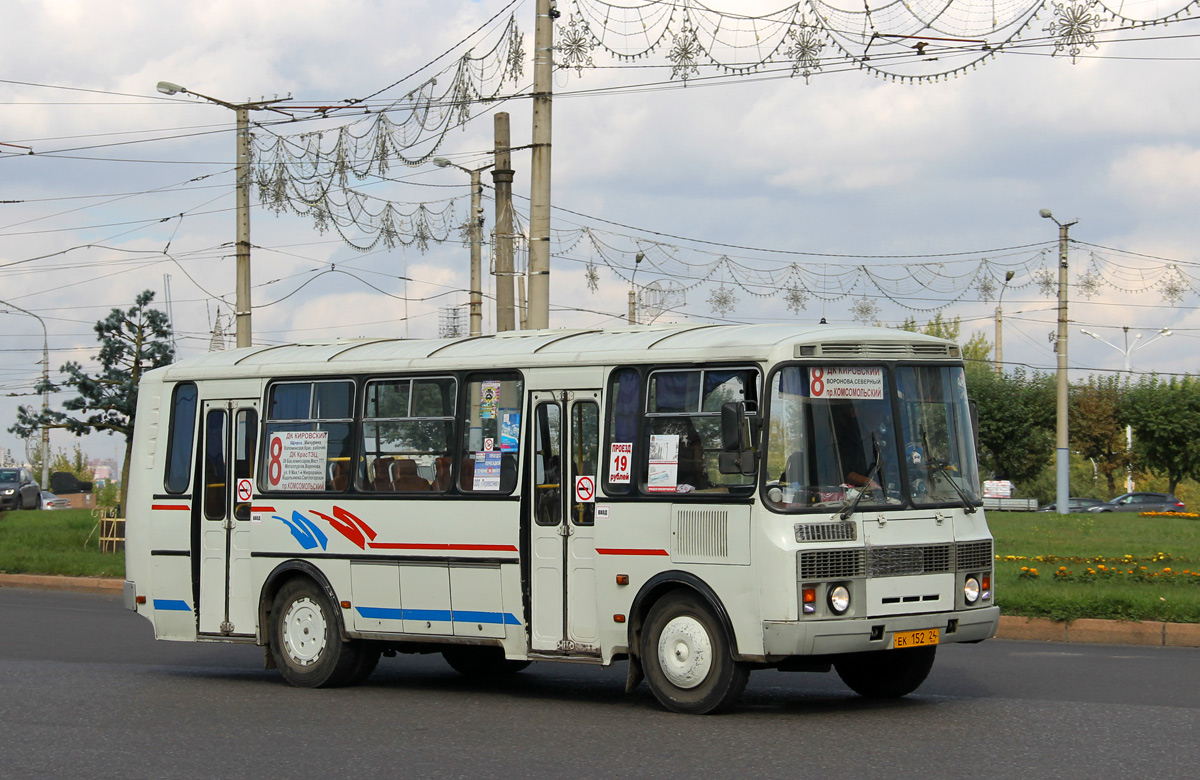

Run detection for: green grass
[[0, 508, 125, 578], [988, 510, 1200, 623]]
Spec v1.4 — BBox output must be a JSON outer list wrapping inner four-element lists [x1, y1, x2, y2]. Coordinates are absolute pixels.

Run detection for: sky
[[2, 0, 1200, 465]]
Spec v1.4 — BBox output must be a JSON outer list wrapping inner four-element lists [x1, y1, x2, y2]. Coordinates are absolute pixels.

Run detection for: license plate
[[892, 628, 939, 649]]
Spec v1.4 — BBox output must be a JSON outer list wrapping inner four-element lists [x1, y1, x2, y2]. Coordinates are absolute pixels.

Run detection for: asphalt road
[[2, 587, 1198, 779]]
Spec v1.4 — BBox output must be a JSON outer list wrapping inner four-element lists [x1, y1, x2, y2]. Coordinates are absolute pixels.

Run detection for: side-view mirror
[[719, 401, 758, 476]]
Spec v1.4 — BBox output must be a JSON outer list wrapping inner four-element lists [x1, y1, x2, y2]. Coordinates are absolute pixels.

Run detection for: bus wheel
[[442, 646, 531, 677], [834, 646, 937, 698], [269, 578, 362, 688], [640, 592, 748, 714]]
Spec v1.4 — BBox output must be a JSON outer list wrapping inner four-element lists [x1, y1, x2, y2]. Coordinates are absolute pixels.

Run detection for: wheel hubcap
[[657, 615, 712, 689], [281, 596, 326, 666]]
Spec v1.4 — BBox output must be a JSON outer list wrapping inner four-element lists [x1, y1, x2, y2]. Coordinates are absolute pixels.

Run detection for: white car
[[39, 491, 71, 510]]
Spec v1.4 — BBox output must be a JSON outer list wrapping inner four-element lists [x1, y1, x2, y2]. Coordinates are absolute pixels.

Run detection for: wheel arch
[[627, 571, 740, 661], [258, 559, 349, 644]]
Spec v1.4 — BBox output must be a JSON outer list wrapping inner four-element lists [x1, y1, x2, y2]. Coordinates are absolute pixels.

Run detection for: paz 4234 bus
[[124, 323, 998, 714]]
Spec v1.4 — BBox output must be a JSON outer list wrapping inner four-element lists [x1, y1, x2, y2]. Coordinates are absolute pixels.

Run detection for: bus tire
[[834, 645, 936, 698], [269, 578, 362, 688], [442, 646, 531, 677], [640, 591, 748, 714]]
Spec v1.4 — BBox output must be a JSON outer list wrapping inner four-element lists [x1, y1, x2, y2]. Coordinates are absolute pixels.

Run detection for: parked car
[[0, 467, 41, 510], [1087, 492, 1186, 513], [39, 491, 70, 510], [1039, 497, 1106, 513]]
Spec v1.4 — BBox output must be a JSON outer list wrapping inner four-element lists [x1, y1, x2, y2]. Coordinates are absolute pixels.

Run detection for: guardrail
[[983, 497, 1039, 511]]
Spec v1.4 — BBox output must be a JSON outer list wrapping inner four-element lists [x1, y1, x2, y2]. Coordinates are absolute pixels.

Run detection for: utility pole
[[1041, 209, 1076, 516], [156, 82, 291, 348], [993, 270, 1015, 375], [1, 301, 49, 488], [493, 113, 517, 332], [526, 0, 556, 330]]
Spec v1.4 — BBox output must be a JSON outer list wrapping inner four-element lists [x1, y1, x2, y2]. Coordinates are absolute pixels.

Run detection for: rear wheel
[[834, 645, 936, 698], [269, 578, 363, 688], [442, 646, 530, 677], [640, 591, 748, 714]]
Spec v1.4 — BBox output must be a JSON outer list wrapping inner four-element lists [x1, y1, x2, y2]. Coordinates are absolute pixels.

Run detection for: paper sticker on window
[[500, 412, 520, 452], [609, 442, 632, 484], [809, 367, 884, 400], [480, 380, 501, 419], [473, 450, 502, 490], [647, 434, 679, 493], [266, 430, 329, 491]]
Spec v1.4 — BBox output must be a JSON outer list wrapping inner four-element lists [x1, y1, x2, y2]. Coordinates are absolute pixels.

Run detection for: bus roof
[[148, 322, 961, 382]]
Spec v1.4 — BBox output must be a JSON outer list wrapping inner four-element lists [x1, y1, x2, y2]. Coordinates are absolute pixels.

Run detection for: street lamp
[[628, 252, 644, 324], [156, 81, 289, 348], [434, 157, 495, 337], [1041, 208, 1078, 516], [1079, 326, 1172, 492], [994, 270, 1016, 375], [1, 301, 49, 489]]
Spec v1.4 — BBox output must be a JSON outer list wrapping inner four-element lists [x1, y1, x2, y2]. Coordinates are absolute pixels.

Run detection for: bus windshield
[[765, 366, 903, 510], [765, 364, 980, 512], [896, 365, 981, 508]]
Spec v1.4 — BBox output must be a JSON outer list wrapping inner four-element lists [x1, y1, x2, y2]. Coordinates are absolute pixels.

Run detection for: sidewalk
[[2, 574, 1197, 648]]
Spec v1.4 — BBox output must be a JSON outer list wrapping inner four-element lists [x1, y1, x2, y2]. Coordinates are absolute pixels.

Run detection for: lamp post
[[628, 252, 644, 324], [1040, 209, 1078, 516], [994, 270, 1016, 375], [434, 158, 494, 337], [1080, 325, 1172, 491], [1, 301, 49, 489], [156, 81, 289, 348]]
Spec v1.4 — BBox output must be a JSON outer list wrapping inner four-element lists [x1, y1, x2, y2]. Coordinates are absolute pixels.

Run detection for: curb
[[1, 575, 1197, 648], [0, 573, 123, 594], [996, 615, 1200, 648]]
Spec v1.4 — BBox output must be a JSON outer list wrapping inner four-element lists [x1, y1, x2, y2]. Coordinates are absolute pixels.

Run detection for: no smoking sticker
[[575, 475, 595, 503], [236, 478, 254, 503]]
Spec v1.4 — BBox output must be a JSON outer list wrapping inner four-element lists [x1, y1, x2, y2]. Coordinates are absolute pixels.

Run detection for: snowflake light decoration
[[851, 296, 880, 325], [975, 276, 997, 303], [558, 14, 595, 75], [1077, 269, 1102, 299], [668, 18, 702, 82], [708, 285, 738, 316], [785, 20, 824, 84], [1035, 268, 1057, 298], [458, 219, 473, 247], [585, 262, 599, 293], [784, 285, 809, 313], [503, 22, 526, 83], [1160, 266, 1187, 304], [1045, 1, 1099, 63]]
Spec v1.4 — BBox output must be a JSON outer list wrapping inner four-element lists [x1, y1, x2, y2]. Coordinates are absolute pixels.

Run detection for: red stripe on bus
[[367, 542, 518, 553], [252, 506, 275, 513], [151, 504, 190, 511], [596, 548, 670, 556]]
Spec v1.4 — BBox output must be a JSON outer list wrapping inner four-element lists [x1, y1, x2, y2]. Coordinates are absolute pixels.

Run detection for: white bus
[[124, 323, 998, 714]]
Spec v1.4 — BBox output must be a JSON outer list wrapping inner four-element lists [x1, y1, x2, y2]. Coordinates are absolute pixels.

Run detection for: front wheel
[[835, 645, 936, 698], [269, 578, 364, 688], [640, 591, 748, 714]]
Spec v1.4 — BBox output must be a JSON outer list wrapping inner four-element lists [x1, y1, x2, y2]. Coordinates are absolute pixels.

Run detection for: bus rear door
[[529, 390, 601, 654], [197, 400, 259, 637]]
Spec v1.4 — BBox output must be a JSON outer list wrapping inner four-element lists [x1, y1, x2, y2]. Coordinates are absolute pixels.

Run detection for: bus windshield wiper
[[840, 433, 882, 520], [921, 426, 976, 514]]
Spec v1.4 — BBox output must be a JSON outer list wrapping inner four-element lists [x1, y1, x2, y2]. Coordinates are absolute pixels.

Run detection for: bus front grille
[[799, 549, 866, 579], [868, 544, 953, 577], [955, 539, 994, 571]]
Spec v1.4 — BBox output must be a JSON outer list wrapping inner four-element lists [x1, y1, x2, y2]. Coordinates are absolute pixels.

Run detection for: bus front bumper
[[761, 606, 999, 658]]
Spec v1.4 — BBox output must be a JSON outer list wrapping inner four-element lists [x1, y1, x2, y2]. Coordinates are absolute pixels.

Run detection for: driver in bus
[[833, 400, 887, 491]]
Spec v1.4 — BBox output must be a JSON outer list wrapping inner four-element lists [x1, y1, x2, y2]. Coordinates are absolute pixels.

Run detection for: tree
[[1069, 375, 1130, 499], [966, 367, 1055, 485], [10, 290, 173, 512], [1125, 375, 1200, 495]]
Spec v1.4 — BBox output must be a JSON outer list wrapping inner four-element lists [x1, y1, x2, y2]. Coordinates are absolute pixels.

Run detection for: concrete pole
[[1055, 221, 1073, 516], [993, 304, 1003, 375], [526, 0, 554, 330], [468, 168, 483, 337], [492, 113, 516, 332], [235, 106, 252, 348]]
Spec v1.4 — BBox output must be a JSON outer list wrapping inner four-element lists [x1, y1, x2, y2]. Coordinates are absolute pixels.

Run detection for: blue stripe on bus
[[153, 599, 191, 611], [355, 606, 520, 625]]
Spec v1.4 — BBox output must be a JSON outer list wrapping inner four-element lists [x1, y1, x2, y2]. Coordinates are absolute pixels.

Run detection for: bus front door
[[197, 400, 259, 637], [529, 390, 600, 654]]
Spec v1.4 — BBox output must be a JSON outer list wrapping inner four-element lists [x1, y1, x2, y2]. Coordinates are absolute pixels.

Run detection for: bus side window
[[603, 368, 640, 496], [164, 382, 198, 494], [459, 373, 523, 494], [358, 377, 456, 494], [261, 379, 355, 493]]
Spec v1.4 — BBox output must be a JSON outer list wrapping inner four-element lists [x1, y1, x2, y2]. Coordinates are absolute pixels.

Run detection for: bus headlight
[[828, 584, 851, 615], [963, 576, 981, 605]]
